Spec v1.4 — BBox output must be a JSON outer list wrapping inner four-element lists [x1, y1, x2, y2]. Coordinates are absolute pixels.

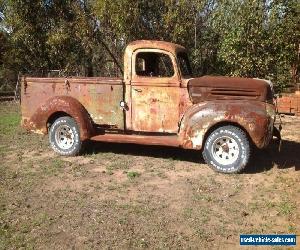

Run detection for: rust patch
[[51, 83, 56, 93], [188, 76, 272, 103], [22, 95, 95, 141], [91, 133, 179, 147], [21, 77, 124, 139], [179, 100, 275, 150], [20, 40, 276, 153], [130, 85, 181, 133]]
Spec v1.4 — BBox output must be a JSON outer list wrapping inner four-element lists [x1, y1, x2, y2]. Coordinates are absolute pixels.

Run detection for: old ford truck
[[21, 40, 277, 173]]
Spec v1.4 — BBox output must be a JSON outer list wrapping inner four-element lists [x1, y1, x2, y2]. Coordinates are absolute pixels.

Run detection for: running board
[[90, 133, 180, 147]]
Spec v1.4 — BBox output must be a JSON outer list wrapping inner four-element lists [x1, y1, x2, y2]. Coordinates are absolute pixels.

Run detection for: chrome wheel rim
[[212, 136, 239, 165], [55, 125, 75, 150]]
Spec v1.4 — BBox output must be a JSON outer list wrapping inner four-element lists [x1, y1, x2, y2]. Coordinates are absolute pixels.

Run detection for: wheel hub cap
[[212, 136, 239, 165], [55, 125, 75, 150]]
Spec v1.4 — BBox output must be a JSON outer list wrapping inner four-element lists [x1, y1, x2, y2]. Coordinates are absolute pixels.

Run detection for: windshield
[[177, 52, 193, 78]]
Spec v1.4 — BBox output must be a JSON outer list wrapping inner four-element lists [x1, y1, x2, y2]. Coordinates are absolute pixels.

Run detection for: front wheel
[[49, 116, 82, 156], [202, 125, 250, 173]]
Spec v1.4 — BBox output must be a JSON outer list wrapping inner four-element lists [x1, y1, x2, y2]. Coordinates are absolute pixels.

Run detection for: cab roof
[[126, 40, 187, 55]]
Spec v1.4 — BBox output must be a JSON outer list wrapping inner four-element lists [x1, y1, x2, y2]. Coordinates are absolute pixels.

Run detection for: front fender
[[22, 96, 95, 140], [179, 100, 274, 150]]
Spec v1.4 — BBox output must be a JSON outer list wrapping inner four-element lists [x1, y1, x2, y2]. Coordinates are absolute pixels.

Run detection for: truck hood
[[187, 76, 273, 104]]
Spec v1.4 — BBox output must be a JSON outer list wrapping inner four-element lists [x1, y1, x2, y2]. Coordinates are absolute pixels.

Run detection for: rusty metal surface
[[21, 76, 124, 139], [130, 86, 180, 132], [126, 40, 186, 56], [21, 40, 275, 152], [91, 133, 179, 147], [123, 40, 186, 82], [178, 100, 275, 150], [127, 46, 189, 133], [22, 95, 95, 140], [188, 76, 272, 103]]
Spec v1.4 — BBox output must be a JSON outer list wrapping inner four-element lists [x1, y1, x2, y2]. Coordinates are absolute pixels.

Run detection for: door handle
[[133, 88, 142, 92]]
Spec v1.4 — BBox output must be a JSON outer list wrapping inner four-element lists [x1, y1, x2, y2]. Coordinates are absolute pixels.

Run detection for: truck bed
[[21, 77, 124, 130]]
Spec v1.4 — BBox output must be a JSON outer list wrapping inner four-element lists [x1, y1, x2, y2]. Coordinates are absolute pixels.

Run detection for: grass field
[[0, 102, 299, 249]]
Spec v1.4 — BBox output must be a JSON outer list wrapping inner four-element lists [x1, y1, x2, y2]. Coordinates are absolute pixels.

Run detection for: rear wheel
[[49, 116, 81, 156], [202, 125, 250, 173]]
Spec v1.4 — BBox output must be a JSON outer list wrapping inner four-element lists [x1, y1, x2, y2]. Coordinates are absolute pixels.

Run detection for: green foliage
[[127, 171, 141, 180], [0, 0, 299, 91], [0, 111, 20, 136], [212, 0, 300, 90]]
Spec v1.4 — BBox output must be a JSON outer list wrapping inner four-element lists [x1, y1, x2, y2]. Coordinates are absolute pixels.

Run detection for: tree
[[211, 0, 299, 89], [0, 0, 299, 91], [268, 0, 300, 88]]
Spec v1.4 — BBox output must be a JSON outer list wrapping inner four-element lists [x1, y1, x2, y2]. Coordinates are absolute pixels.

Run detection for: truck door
[[130, 49, 181, 133]]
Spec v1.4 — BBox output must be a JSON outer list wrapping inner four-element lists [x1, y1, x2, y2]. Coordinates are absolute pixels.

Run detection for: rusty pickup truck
[[21, 40, 278, 173]]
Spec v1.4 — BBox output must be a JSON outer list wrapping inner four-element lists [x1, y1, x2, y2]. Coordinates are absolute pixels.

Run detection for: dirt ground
[[0, 102, 299, 249]]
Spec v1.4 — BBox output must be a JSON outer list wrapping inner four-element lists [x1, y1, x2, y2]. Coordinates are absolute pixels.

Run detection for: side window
[[135, 52, 174, 77]]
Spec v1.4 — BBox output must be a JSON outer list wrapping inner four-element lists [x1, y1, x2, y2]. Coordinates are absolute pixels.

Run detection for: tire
[[202, 125, 250, 173], [49, 116, 81, 156]]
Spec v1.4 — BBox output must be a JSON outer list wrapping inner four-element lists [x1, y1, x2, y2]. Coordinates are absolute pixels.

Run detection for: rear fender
[[179, 101, 274, 150], [22, 96, 95, 140]]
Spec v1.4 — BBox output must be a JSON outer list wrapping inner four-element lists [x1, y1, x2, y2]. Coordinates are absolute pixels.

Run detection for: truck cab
[[123, 40, 193, 133], [21, 40, 277, 173]]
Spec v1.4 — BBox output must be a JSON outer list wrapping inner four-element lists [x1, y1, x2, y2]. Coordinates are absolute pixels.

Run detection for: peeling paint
[[20, 40, 276, 151]]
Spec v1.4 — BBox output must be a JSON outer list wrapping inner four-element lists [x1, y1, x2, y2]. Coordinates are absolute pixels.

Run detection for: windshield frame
[[177, 52, 193, 79]]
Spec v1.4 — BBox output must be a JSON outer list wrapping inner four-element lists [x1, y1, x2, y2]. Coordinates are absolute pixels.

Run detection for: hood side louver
[[210, 88, 259, 98], [187, 76, 272, 104]]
